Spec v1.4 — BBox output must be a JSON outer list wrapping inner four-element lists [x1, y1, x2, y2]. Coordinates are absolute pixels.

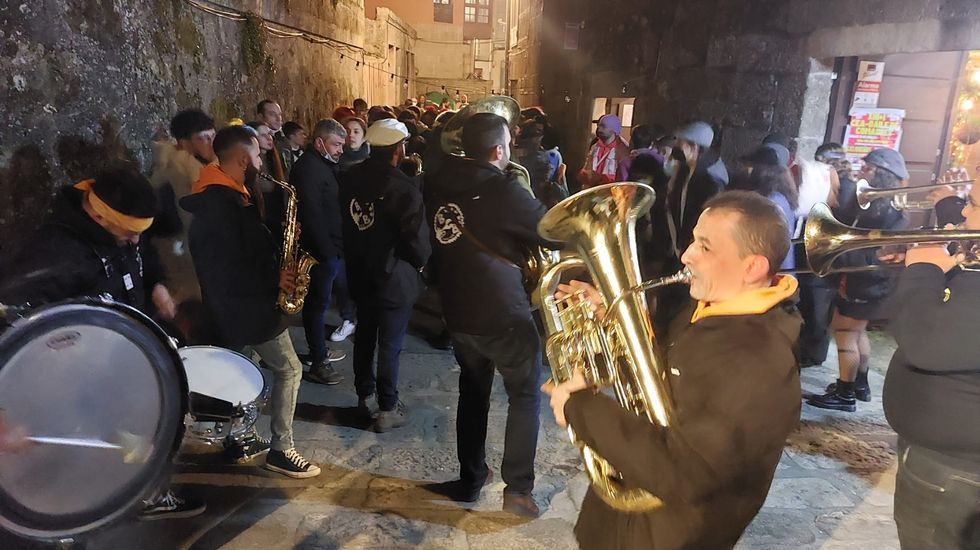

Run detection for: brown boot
[[503, 492, 540, 518]]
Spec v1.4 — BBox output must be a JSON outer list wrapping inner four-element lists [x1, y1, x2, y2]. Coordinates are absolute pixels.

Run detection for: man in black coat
[[424, 113, 552, 518], [882, 183, 980, 550], [545, 192, 802, 550], [340, 119, 431, 432], [181, 126, 321, 480], [0, 166, 204, 521], [290, 118, 354, 385]]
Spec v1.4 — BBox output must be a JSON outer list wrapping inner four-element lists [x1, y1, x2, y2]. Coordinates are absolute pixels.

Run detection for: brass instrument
[[533, 182, 691, 512], [440, 95, 520, 156], [856, 179, 973, 211], [799, 203, 980, 276], [259, 173, 317, 314]]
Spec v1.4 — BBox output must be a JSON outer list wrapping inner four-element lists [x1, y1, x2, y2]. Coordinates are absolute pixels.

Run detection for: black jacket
[[291, 149, 344, 261], [340, 159, 432, 307], [565, 285, 802, 550], [180, 185, 286, 349], [664, 152, 726, 260], [836, 203, 905, 303], [833, 174, 859, 226], [883, 264, 980, 462], [425, 156, 551, 335], [0, 187, 164, 313]]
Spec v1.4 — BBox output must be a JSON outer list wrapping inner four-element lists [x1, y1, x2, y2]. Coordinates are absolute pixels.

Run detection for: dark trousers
[[894, 439, 980, 549], [303, 256, 356, 364], [797, 273, 837, 365], [353, 301, 414, 411], [451, 317, 541, 495]]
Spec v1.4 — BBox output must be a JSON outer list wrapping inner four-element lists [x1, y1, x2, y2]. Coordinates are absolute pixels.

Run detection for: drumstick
[[26, 431, 152, 464], [27, 436, 122, 450]]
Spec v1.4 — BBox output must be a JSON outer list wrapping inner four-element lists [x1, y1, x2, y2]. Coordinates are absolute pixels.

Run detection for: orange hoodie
[[191, 164, 251, 200]]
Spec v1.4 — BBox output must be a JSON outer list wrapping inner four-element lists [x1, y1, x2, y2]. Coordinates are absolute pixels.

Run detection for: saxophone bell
[[259, 173, 318, 315]]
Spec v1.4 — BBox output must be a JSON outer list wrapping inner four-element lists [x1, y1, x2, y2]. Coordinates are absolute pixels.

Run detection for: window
[[464, 0, 489, 23], [434, 0, 452, 23]]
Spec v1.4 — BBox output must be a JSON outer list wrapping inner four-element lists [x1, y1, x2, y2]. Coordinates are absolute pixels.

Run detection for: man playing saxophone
[[544, 191, 801, 549], [181, 126, 321, 479]]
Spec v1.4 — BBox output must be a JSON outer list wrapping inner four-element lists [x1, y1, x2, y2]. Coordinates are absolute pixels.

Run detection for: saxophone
[[259, 173, 317, 315], [533, 182, 692, 512]]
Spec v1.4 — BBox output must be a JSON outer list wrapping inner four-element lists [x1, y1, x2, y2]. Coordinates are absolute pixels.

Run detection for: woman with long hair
[[732, 144, 799, 270], [807, 148, 907, 412]]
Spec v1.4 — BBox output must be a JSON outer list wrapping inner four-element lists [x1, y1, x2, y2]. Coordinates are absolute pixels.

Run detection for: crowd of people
[[0, 92, 977, 549]]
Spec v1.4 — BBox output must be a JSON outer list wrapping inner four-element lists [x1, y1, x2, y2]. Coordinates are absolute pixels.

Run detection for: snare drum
[[0, 300, 187, 542], [180, 346, 267, 446]]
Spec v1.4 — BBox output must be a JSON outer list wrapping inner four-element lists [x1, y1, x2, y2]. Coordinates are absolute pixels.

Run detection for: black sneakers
[[225, 436, 271, 464], [425, 470, 494, 503], [375, 401, 409, 432], [264, 448, 321, 479], [138, 489, 206, 521], [825, 381, 871, 402]]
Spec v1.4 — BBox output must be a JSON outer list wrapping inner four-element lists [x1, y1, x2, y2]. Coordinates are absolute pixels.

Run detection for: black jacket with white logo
[[425, 156, 551, 335], [340, 158, 431, 308]]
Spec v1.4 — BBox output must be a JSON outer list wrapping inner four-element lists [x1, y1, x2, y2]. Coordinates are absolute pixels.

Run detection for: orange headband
[[74, 179, 154, 233]]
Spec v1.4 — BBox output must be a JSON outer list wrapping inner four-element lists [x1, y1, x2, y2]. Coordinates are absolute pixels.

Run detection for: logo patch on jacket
[[434, 203, 465, 245], [350, 198, 375, 231]]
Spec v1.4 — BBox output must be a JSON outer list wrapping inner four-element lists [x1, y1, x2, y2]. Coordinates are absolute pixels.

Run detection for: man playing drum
[[0, 166, 204, 520]]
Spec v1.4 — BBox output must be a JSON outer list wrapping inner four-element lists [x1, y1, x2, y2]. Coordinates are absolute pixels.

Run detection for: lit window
[[464, 6, 476, 21], [464, 2, 489, 23]]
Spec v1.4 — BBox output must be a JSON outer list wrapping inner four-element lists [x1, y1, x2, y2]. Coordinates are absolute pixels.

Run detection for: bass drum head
[[0, 301, 187, 541]]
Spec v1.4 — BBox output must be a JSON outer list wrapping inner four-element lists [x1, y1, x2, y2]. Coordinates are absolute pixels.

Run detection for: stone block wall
[[0, 0, 368, 255]]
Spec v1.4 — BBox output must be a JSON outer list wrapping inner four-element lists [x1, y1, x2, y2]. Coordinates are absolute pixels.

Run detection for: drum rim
[[0, 299, 188, 541]]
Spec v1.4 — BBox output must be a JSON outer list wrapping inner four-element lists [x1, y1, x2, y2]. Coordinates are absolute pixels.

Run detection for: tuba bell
[[533, 182, 691, 512]]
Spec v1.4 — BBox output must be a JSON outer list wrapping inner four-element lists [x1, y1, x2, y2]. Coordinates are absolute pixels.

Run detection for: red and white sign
[[843, 107, 906, 167], [853, 61, 885, 108]]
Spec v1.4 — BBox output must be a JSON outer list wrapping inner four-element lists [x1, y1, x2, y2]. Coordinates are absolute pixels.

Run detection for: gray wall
[[0, 0, 366, 253], [526, 0, 980, 176]]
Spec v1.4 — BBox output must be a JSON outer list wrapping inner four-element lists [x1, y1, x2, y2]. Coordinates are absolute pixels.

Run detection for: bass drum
[[0, 300, 187, 542]]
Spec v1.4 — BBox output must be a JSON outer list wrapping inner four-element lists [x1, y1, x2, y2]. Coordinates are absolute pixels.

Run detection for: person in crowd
[[182, 126, 321, 479], [397, 109, 418, 125], [352, 98, 368, 121], [340, 117, 370, 170], [513, 119, 556, 206], [807, 148, 907, 412], [883, 181, 980, 550], [290, 119, 355, 380], [796, 142, 858, 368], [420, 109, 438, 130], [256, 99, 293, 179], [404, 97, 418, 108], [577, 114, 630, 189], [282, 121, 308, 164], [541, 121, 563, 182], [734, 143, 799, 270], [618, 123, 665, 183], [424, 113, 552, 518], [340, 119, 431, 431], [148, 108, 216, 304], [544, 191, 801, 550], [245, 120, 279, 222], [0, 166, 205, 520]]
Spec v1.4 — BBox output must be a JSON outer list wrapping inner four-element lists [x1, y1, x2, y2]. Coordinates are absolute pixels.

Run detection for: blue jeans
[[353, 302, 414, 410], [451, 316, 542, 494], [303, 256, 355, 364]]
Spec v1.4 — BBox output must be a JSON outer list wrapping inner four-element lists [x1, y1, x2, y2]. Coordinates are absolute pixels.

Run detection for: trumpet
[[856, 179, 973, 211], [797, 203, 980, 276]]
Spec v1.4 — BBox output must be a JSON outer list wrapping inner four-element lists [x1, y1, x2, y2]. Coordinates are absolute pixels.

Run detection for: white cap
[[366, 119, 410, 147]]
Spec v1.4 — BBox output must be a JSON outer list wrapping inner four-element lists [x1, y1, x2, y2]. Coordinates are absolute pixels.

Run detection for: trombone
[[856, 179, 973, 211], [790, 204, 980, 276]]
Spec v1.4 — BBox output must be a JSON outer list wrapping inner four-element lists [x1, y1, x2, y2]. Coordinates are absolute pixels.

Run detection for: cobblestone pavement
[[2, 304, 902, 549]]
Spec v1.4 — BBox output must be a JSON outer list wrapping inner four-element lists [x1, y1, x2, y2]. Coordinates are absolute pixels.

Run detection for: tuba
[[259, 173, 317, 315], [533, 182, 691, 512]]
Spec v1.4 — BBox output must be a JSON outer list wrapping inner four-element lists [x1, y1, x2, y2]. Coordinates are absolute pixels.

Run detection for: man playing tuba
[[544, 191, 802, 549]]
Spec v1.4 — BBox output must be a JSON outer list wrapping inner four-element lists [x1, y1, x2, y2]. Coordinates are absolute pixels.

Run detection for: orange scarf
[[191, 164, 251, 199]]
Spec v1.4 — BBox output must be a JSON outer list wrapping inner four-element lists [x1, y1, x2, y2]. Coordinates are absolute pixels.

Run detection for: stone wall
[[0, 0, 372, 255], [523, 0, 980, 176]]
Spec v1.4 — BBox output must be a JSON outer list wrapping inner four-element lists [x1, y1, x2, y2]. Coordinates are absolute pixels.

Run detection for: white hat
[[366, 119, 410, 147]]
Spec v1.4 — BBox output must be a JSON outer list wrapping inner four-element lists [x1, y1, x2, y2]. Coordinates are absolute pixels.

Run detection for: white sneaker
[[330, 320, 356, 342]]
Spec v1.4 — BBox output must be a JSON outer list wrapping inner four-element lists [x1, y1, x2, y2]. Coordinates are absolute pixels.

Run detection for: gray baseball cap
[[863, 148, 909, 180], [673, 121, 714, 149]]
